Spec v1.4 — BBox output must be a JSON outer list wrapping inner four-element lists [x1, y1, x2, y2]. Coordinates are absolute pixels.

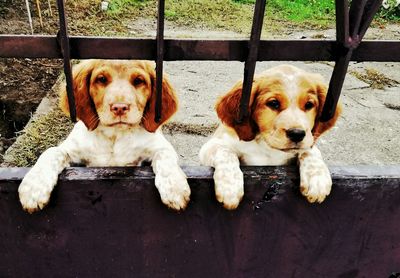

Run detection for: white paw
[[214, 166, 244, 210], [300, 165, 332, 203], [155, 168, 191, 211], [18, 172, 55, 213]]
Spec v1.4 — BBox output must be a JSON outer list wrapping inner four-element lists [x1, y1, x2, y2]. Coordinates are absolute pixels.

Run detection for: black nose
[[286, 128, 306, 143]]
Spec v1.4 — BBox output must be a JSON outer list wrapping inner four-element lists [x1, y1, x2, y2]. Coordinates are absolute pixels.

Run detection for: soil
[[0, 58, 62, 133], [0, 0, 62, 152], [0, 57, 62, 153]]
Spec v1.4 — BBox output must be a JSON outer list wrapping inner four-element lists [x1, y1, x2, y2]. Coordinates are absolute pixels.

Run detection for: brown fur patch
[[312, 84, 342, 139], [300, 185, 307, 194], [253, 89, 290, 134], [215, 81, 260, 141], [59, 60, 100, 131], [141, 62, 178, 132], [299, 152, 310, 161]]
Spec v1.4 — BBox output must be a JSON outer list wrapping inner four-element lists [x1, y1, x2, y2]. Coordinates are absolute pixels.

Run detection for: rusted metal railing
[[238, 0, 266, 122], [155, 0, 165, 122], [321, 0, 383, 121], [0, 0, 396, 123], [56, 0, 76, 122]]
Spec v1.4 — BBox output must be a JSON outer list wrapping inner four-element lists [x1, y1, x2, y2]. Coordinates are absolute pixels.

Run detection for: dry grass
[[1, 110, 216, 166], [2, 107, 73, 167], [164, 121, 218, 136], [384, 103, 400, 110], [350, 68, 399, 90], [66, 0, 150, 36]]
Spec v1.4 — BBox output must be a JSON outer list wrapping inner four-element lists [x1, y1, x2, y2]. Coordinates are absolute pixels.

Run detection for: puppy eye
[[96, 75, 108, 84], [305, 101, 314, 110], [266, 99, 280, 110], [133, 77, 145, 86]]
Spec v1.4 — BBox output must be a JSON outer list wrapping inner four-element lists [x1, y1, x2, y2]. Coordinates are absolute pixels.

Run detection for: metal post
[[56, 0, 76, 122], [321, 0, 382, 122], [155, 0, 165, 123], [238, 0, 266, 123]]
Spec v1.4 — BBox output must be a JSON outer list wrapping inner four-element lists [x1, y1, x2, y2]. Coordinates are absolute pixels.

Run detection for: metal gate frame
[[0, 0, 398, 123]]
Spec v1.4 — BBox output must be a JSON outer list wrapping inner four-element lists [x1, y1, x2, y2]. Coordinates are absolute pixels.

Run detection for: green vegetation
[[62, 0, 398, 37], [107, 0, 150, 15], [381, 10, 400, 20], [164, 0, 254, 31], [164, 0, 335, 30], [232, 0, 255, 4], [269, 0, 334, 22]]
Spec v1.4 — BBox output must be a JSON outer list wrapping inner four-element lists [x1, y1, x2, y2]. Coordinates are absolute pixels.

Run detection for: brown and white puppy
[[18, 60, 190, 213], [200, 65, 341, 209]]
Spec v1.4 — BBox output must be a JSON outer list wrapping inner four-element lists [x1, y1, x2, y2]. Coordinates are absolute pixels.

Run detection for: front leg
[[18, 147, 70, 213], [200, 141, 244, 210], [298, 146, 332, 203], [152, 149, 190, 211]]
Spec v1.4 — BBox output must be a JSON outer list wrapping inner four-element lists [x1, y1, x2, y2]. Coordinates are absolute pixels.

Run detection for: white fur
[[298, 147, 332, 203], [18, 121, 190, 213], [200, 125, 331, 209]]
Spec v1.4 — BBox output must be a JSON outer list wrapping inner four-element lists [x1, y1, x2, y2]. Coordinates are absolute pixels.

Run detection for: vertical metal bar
[[321, 0, 382, 121], [238, 0, 266, 123], [358, 0, 384, 39], [349, 0, 367, 41], [155, 0, 165, 123], [321, 0, 351, 122], [320, 49, 353, 122], [335, 0, 349, 45], [56, 0, 76, 122]]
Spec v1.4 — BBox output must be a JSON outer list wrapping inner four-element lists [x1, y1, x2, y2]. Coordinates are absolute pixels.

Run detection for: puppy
[[18, 60, 190, 213], [200, 65, 341, 209]]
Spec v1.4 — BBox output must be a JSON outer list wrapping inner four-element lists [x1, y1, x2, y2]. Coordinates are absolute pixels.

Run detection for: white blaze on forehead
[[282, 73, 301, 101], [260, 64, 305, 101]]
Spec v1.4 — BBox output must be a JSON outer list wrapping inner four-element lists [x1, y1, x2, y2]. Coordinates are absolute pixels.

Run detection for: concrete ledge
[[0, 166, 399, 277]]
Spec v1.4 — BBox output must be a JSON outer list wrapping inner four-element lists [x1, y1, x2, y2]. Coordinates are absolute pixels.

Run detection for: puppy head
[[60, 60, 178, 132], [216, 65, 341, 150]]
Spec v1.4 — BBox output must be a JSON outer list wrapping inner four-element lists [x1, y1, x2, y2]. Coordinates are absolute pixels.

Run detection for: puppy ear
[[59, 60, 100, 131], [216, 81, 259, 141], [312, 83, 342, 140], [141, 62, 178, 132]]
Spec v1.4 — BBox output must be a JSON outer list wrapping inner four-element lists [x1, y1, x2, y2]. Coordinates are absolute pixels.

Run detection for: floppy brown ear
[[59, 60, 99, 131], [215, 81, 259, 141], [312, 84, 342, 140], [141, 63, 178, 132]]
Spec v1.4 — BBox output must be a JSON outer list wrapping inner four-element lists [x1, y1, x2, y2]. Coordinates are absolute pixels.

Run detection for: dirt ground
[[0, 0, 64, 152], [1, 1, 399, 166]]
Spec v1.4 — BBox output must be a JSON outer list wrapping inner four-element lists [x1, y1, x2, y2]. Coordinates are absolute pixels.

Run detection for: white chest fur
[[235, 138, 297, 166], [213, 129, 298, 166], [59, 122, 169, 167]]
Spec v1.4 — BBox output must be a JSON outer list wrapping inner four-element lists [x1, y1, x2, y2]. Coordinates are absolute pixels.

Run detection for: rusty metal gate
[[2, 0, 400, 122], [0, 0, 400, 277]]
